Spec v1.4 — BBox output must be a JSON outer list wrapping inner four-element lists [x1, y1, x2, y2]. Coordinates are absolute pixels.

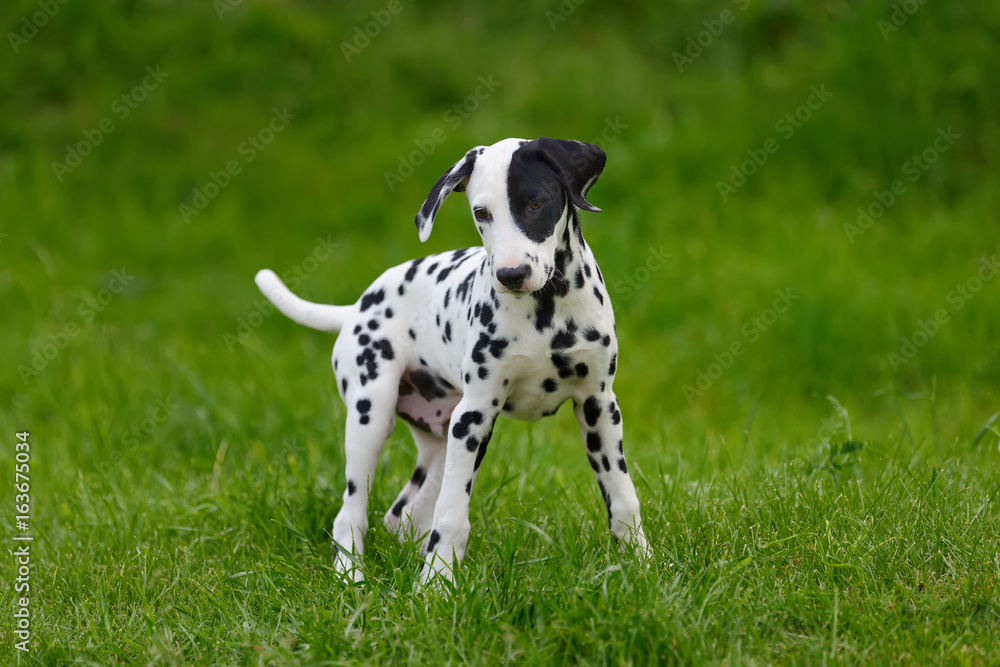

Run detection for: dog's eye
[[528, 199, 543, 212], [473, 207, 491, 222]]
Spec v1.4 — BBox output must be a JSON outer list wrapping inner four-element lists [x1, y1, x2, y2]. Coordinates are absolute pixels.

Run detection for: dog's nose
[[496, 264, 532, 290]]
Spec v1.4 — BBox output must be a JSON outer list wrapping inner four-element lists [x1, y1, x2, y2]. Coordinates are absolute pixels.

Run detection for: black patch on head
[[542, 378, 558, 393], [426, 529, 441, 553], [587, 431, 602, 452], [451, 411, 484, 439], [347, 480, 357, 496], [506, 146, 567, 243], [411, 466, 427, 488], [359, 288, 385, 312], [583, 397, 601, 427]]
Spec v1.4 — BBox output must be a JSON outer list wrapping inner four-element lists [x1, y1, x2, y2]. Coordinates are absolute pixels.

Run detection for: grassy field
[[2, 1, 999, 664]]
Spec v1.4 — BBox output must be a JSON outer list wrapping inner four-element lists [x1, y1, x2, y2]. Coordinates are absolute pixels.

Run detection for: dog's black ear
[[414, 146, 484, 242], [534, 137, 606, 213]]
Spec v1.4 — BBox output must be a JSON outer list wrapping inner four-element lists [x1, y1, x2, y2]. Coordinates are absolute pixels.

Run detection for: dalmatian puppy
[[255, 137, 649, 584]]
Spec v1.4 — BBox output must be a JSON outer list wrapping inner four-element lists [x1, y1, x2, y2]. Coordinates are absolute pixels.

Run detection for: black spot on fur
[[409, 328, 417, 340], [465, 480, 472, 495], [359, 288, 385, 312], [575, 267, 585, 289], [583, 397, 601, 427], [584, 327, 602, 342], [427, 530, 441, 553], [465, 435, 479, 452], [478, 366, 489, 380], [608, 354, 617, 376], [489, 337, 509, 359], [426, 262, 438, 275], [552, 329, 576, 349], [347, 480, 357, 496], [367, 319, 379, 330], [353, 325, 362, 335], [356, 399, 372, 413], [602, 455, 611, 472], [618, 458, 628, 474], [444, 321, 452, 342], [411, 466, 427, 488], [359, 415, 370, 425], [385, 308, 393, 318], [372, 339, 395, 360], [601, 335, 611, 347], [609, 400, 621, 424], [398, 284, 405, 296], [464, 373, 471, 384], [392, 498, 406, 517], [341, 378, 348, 393], [436, 265, 454, 283], [358, 333, 370, 345], [552, 353, 573, 379], [587, 432, 602, 452], [405, 257, 425, 282], [588, 456, 600, 473], [593, 286, 604, 305], [575, 363, 589, 378], [543, 378, 558, 393], [452, 411, 484, 439]]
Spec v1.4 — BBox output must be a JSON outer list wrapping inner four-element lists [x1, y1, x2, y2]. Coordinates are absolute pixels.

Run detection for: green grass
[[2, 0, 999, 663]]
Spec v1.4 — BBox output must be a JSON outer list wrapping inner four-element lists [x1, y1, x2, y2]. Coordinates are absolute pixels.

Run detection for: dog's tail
[[255, 269, 350, 333]]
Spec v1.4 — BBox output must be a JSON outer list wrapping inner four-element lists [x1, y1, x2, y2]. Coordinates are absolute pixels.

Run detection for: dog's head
[[415, 137, 606, 295]]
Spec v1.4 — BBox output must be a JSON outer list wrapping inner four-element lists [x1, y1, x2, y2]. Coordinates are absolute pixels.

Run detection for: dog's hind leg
[[331, 372, 401, 582], [384, 426, 446, 542]]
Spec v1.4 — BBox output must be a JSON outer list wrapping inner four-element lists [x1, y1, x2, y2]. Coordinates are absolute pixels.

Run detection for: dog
[[255, 137, 649, 584]]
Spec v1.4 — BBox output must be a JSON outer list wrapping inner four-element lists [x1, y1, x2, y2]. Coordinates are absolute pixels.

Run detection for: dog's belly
[[395, 368, 462, 437]]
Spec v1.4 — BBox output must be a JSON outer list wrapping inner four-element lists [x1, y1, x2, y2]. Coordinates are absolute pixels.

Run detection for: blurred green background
[[4, 0, 997, 448], [1, 0, 999, 658]]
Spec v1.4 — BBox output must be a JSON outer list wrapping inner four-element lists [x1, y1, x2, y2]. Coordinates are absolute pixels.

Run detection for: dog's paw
[[332, 545, 364, 583]]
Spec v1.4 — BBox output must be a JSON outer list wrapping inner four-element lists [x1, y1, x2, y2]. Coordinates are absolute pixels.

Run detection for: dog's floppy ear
[[414, 146, 484, 242], [534, 137, 606, 213]]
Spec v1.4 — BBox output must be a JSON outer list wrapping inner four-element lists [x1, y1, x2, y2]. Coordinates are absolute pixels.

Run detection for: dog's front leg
[[420, 396, 499, 585], [573, 390, 650, 555]]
